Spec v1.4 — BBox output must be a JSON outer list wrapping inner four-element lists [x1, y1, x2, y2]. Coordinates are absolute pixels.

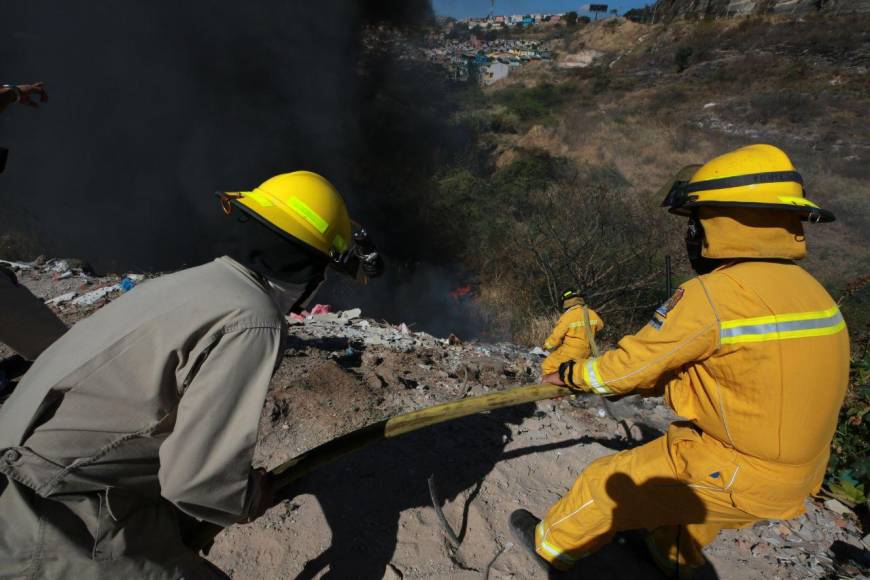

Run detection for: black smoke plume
[[0, 1, 485, 337]]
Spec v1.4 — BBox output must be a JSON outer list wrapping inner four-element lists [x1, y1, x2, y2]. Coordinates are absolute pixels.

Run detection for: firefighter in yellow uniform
[[541, 290, 604, 375], [509, 144, 850, 578]]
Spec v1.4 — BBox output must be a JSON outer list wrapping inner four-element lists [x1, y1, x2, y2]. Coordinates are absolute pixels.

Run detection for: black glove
[[353, 229, 384, 278]]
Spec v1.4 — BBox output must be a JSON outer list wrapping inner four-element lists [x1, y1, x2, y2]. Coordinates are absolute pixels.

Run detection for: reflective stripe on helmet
[[287, 196, 329, 234], [777, 195, 820, 209], [247, 191, 274, 207], [720, 306, 845, 345]]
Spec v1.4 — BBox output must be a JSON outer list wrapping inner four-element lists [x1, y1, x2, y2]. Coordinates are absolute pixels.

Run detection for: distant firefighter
[[0, 171, 383, 578], [511, 145, 850, 578], [540, 289, 603, 376]]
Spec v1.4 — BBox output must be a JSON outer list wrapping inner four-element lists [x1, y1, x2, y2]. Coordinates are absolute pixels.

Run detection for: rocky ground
[[2, 258, 869, 579]]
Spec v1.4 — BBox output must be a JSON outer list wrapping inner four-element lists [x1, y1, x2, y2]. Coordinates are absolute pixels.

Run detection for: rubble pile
[[2, 259, 868, 578]]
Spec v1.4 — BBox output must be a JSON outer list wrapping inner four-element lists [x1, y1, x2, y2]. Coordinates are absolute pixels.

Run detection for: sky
[[432, 1, 650, 19]]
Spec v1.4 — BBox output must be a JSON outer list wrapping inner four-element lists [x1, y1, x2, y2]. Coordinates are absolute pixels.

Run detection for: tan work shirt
[[0, 256, 289, 526]]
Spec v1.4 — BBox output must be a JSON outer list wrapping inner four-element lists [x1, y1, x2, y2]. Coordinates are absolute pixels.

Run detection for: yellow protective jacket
[[543, 305, 603, 356], [563, 259, 849, 518], [542, 305, 604, 375]]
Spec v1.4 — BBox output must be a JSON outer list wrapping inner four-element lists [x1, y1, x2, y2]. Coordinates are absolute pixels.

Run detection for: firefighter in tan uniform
[[541, 290, 604, 376], [509, 144, 850, 578], [0, 171, 382, 579]]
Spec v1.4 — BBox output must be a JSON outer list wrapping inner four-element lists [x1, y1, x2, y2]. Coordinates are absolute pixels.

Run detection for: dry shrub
[[515, 311, 562, 347], [473, 178, 681, 343]]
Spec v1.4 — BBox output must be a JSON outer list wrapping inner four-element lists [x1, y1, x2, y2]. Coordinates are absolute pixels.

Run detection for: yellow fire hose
[[189, 382, 574, 551]]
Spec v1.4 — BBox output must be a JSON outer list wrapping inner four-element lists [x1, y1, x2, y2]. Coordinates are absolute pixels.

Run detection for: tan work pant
[[536, 433, 760, 572]]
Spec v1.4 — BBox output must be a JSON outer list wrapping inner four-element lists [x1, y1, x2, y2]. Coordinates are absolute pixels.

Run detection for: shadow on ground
[[286, 403, 689, 579]]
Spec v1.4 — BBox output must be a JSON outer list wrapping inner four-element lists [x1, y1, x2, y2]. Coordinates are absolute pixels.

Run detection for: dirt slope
[[2, 259, 867, 579]]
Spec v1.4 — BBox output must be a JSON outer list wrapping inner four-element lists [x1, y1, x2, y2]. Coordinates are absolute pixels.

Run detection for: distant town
[[418, 8, 640, 86]]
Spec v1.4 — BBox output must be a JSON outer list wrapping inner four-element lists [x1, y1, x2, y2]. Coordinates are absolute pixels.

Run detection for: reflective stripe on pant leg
[[535, 460, 614, 569]]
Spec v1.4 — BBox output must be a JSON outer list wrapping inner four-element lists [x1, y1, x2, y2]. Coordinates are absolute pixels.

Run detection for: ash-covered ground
[[1, 258, 868, 579]]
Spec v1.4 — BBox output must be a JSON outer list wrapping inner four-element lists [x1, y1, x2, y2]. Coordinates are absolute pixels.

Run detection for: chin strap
[[685, 217, 722, 275]]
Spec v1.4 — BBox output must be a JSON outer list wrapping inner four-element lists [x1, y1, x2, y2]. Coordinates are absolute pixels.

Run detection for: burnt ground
[[1, 258, 868, 579]]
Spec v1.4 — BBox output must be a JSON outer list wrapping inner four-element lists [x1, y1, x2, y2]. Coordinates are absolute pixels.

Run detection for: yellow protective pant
[[541, 344, 588, 375], [536, 434, 758, 572]]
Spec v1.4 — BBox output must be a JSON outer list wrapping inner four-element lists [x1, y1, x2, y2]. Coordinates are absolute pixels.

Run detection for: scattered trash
[[823, 499, 854, 516], [50, 260, 70, 273], [529, 346, 547, 356], [310, 304, 332, 316], [289, 312, 306, 322], [703, 102, 717, 109], [119, 277, 137, 292], [46, 292, 77, 306], [71, 284, 120, 307], [0, 260, 33, 271], [597, 408, 607, 418], [341, 308, 362, 320], [397, 323, 410, 334]]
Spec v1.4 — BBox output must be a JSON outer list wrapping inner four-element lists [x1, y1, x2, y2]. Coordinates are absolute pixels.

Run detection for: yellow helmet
[[661, 144, 834, 222], [219, 171, 353, 258]]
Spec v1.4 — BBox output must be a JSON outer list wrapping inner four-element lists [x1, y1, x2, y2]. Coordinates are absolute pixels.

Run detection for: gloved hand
[[353, 229, 384, 278]]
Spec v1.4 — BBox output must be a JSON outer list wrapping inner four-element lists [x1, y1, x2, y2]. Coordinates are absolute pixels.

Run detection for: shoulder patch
[[655, 288, 685, 319]]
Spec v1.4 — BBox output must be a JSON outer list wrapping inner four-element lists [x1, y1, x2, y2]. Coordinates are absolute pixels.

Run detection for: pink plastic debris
[[398, 323, 410, 334], [310, 304, 333, 315], [289, 312, 306, 322]]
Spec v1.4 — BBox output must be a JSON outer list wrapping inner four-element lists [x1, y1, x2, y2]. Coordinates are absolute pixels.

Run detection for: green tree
[[565, 11, 578, 26]]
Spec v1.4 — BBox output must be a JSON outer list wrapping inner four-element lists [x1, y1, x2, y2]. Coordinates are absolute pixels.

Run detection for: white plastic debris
[[46, 292, 77, 306], [597, 408, 607, 418], [529, 347, 547, 356], [0, 259, 33, 270], [703, 102, 717, 109], [49, 260, 70, 273], [71, 284, 121, 307], [823, 499, 853, 516], [398, 323, 410, 334], [340, 308, 362, 320], [125, 273, 146, 282]]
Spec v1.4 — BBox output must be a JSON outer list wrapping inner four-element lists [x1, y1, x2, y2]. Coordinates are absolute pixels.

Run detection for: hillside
[[430, 13, 869, 343], [653, 0, 870, 19]]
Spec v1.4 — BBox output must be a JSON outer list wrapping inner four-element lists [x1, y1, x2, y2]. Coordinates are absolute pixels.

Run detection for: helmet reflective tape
[[684, 171, 803, 194], [247, 191, 274, 207], [286, 196, 329, 234], [778, 196, 820, 209], [333, 234, 348, 253]]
